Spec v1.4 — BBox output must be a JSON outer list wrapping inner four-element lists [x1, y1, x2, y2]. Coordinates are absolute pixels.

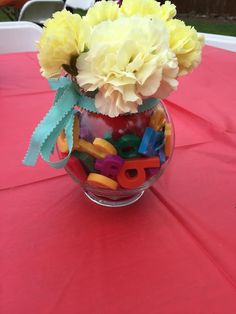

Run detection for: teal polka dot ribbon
[[23, 77, 158, 168]]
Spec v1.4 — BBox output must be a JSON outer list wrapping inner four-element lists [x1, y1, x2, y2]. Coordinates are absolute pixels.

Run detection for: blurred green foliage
[[1, 8, 236, 36], [182, 17, 236, 36]]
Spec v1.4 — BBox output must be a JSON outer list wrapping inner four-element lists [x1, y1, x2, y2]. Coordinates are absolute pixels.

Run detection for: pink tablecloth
[[1, 46, 236, 314]]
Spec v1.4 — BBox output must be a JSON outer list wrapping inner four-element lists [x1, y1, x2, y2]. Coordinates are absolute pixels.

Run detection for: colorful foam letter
[[117, 157, 160, 189], [116, 134, 141, 158], [57, 130, 69, 153], [95, 155, 124, 179], [93, 138, 117, 155], [138, 127, 164, 156], [77, 139, 106, 159], [149, 106, 166, 131], [73, 115, 80, 148], [57, 116, 80, 153], [87, 173, 118, 190], [72, 151, 95, 172], [164, 123, 172, 157]]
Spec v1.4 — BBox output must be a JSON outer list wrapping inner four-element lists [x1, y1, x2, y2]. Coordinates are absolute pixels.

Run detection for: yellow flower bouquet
[[24, 0, 204, 206]]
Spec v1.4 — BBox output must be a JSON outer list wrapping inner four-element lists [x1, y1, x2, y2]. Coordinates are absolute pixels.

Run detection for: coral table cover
[[1, 46, 236, 314]]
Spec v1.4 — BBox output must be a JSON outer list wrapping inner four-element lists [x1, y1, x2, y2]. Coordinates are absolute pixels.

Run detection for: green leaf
[[62, 63, 78, 76], [70, 55, 78, 70]]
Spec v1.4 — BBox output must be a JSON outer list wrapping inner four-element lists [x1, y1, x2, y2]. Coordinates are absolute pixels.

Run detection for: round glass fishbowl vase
[[57, 99, 174, 207]]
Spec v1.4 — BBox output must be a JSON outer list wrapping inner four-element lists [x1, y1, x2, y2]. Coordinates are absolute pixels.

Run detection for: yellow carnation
[[84, 0, 119, 27], [38, 10, 89, 78], [76, 16, 178, 117], [121, 0, 176, 21], [158, 1, 176, 21], [121, 0, 161, 17], [167, 19, 204, 75]]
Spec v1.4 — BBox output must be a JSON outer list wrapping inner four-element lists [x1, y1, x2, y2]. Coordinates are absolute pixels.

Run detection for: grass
[[181, 17, 236, 36], [1, 8, 236, 36]]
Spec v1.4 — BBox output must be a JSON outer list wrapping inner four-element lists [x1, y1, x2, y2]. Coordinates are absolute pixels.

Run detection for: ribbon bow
[[23, 77, 158, 169], [23, 77, 80, 168]]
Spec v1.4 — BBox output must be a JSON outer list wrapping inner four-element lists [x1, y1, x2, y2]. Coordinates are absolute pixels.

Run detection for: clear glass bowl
[[57, 100, 174, 207]]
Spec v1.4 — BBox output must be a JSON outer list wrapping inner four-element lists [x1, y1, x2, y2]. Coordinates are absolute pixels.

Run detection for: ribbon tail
[[23, 81, 79, 166]]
